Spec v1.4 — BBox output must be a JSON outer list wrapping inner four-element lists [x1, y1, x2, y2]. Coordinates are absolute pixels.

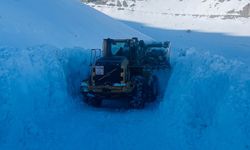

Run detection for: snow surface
[[120, 20, 250, 65], [1, 0, 250, 150], [87, 0, 250, 36], [88, 0, 250, 16], [0, 0, 151, 48]]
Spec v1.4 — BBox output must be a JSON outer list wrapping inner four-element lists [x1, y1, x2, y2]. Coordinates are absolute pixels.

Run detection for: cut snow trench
[[1, 45, 250, 149]]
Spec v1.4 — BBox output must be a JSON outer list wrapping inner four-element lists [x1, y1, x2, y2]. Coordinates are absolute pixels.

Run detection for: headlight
[[81, 82, 88, 87], [80, 82, 89, 92], [113, 83, 126, 87]]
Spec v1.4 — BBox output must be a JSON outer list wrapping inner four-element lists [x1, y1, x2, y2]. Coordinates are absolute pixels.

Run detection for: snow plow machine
[[80, 38, 171, 108]]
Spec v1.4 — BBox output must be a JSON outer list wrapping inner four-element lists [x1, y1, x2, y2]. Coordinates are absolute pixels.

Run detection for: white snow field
[[0, 0, 150, 48], [86, 0, 250, 36], [0, 0, 250, 150], [87, 0, 250, 17]]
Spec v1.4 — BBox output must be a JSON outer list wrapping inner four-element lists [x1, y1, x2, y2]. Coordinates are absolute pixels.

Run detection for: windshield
[[111, 42, 127, 55]]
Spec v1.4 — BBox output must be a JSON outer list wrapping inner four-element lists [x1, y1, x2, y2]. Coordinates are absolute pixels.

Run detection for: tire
[[84, 95, 102, 107], [129, 76, 146, 109], [147, 75, 159, 102]]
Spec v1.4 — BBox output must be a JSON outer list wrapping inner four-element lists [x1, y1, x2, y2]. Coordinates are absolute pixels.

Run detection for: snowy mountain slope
[[85, 0, 250, 17], [0, 0, 151, 48], [84, 0, 250, 36]]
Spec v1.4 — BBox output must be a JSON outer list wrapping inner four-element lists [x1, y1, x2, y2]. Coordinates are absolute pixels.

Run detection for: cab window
[[111, 42, 126, 55]]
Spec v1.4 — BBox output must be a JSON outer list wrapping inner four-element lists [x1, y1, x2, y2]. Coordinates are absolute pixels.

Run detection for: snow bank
[[0, 46, 90, 149], [160, 48, 250, 149]]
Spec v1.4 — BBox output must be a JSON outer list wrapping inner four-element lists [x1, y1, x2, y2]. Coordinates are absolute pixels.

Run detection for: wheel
[[129, 76, 146, 109], [84, 95, 102, 107], [147, 75, 159, 102]]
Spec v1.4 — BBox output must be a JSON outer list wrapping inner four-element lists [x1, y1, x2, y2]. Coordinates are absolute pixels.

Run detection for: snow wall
[[0, 46, 91, 149], [161, 48, 250, 149]]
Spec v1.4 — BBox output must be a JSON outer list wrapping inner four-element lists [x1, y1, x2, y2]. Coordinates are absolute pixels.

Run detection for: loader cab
[[90, 38, 135, 87], [102, 38, 139, 61]]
